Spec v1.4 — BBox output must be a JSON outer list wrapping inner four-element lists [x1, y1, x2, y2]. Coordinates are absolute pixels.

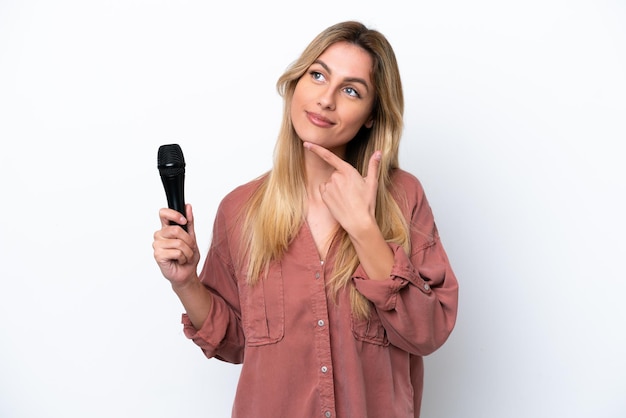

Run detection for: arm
[[153, 204, 212, 329], [352, 175, 459, 355], [153, 202, 245, 363], [302, 142, 458, 354], [303, 142, 394, 280]]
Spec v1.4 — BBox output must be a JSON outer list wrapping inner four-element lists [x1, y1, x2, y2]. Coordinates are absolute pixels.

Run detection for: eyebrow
[[313, 59, 371, 93]]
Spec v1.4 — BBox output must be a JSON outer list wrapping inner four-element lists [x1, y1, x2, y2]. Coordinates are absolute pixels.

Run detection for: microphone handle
[[161, 174, 187, 231]]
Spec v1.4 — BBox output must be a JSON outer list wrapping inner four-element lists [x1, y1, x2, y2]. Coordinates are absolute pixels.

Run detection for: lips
[[306, 111, 335, 128]]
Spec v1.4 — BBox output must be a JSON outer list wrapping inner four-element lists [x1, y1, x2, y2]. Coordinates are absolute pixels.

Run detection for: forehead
[[315, 41, 374, 82]]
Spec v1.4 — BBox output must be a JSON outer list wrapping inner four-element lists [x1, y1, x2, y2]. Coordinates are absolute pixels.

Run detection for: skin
[[290, 41, 375, 155], [153, 41, 394, 330], [293, 42, 393, 280]]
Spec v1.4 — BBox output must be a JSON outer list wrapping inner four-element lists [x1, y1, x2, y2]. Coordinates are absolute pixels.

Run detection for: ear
[[364, 116, 374, 129]]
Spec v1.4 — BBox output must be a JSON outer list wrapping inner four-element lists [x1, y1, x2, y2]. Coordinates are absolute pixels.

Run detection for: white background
[[1, 1, 625, 417]]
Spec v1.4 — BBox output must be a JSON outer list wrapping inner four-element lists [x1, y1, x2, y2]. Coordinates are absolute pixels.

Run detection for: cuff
[[352, 243, 432, 310]]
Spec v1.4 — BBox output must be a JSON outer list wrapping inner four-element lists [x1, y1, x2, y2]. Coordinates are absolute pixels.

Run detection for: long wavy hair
[[239, 21, 410, 318]]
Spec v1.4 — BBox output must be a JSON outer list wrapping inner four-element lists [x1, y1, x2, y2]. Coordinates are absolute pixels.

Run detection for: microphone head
[[158, 144, 186, 177]]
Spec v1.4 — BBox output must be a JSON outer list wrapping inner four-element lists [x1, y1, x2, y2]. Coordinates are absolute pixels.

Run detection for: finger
[[184, 203, 194, 229], [365, 150, 382, 183], [159, 207, 187, 229], [303, 142, 350, 171], [157, 245, 191, 266], [184, 204, 198, 241]]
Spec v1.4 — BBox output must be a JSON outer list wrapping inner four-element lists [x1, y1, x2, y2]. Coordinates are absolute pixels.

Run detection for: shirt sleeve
[[180, 200, 247, 364], [352, 175, 459, 356]]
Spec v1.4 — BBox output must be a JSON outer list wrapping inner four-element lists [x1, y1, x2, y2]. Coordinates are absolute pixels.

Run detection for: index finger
[[159, 207, 187, 228], [303, 142, 351, 171]]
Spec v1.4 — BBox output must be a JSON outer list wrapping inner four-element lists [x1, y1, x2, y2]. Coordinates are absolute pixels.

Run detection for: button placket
[[309, 258, 335, 417]]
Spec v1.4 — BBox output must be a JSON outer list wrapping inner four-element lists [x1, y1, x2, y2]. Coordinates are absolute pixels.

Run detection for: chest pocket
[[239, 262, 285, 346], [351, 308, 390, 346]]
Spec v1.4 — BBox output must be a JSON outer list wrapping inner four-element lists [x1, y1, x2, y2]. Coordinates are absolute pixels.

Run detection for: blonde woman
[[153, 20, 459, 418]]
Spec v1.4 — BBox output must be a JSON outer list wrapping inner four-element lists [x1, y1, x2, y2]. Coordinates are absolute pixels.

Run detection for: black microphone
[[157, 144, 187, 231]]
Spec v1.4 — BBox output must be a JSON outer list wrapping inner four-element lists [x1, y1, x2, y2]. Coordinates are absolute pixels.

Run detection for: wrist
[[171, 273, 201, 296], [347, 215, 380, 243]]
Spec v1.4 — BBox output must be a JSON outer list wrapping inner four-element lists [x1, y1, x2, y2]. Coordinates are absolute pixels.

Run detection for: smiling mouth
[[306, 111, 334, 127]]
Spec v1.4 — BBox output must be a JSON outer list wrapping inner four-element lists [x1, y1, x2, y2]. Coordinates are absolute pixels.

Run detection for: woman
[[153, 20, 459, 418]]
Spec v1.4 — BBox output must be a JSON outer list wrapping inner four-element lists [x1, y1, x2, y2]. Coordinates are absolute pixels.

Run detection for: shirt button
[[424, 283, 430, 291], [315, 272, 321, 279], [321, 366, 328, 373], [317, 320, 325, 327], [325, 412, 331, 418]]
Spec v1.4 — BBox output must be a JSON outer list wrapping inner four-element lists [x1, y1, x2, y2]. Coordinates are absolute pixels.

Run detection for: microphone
[[157, 144, 187, 231]]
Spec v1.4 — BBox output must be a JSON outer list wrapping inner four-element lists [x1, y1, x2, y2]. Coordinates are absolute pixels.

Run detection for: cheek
[[291, 83, 312, 128], [290, 99, 303, 131], [290, 85, 304, 116], [343, 106, 372, 130]]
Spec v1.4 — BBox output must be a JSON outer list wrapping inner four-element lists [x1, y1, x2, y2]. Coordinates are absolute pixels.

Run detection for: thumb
[[366, 150, 382, 185], [185, 204, 196, 237]]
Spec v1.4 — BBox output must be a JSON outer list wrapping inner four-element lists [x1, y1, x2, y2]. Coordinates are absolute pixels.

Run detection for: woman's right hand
[[153, 204, 201, 287]]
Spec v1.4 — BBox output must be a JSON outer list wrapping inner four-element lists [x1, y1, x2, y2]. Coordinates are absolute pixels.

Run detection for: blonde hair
[[240, 21, 410, 318]]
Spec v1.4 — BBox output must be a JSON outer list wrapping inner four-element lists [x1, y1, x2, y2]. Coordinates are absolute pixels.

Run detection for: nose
[[317, 89, 336, 111]]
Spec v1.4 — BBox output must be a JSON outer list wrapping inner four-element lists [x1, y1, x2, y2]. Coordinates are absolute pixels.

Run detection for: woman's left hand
[[304, 141, 382, 235]]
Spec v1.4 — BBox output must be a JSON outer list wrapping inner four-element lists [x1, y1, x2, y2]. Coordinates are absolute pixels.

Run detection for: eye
[[309, 71, 326, 82], [344, 86, 361, 98]]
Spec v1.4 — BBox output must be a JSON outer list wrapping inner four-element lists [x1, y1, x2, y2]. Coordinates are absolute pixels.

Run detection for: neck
[[303, 145, 345, 200]]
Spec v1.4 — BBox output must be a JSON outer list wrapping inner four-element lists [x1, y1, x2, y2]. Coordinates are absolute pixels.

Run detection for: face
[[290, 41, 376, 156]]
